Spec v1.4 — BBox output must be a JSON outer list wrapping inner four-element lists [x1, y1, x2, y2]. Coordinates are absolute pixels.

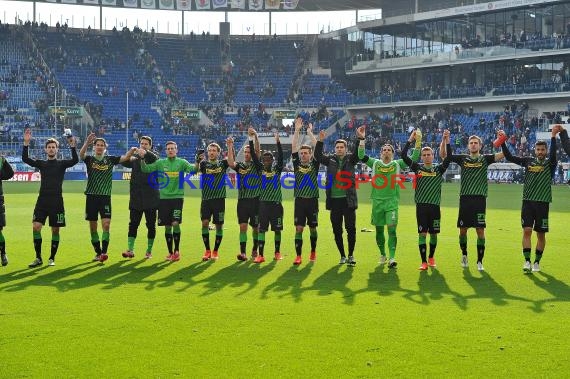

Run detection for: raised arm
[[550, 126, 560, 177], [248, 128, 262, 170], [401, 130, 418, 171], [80, 132, 96, 160], [439, 130, 450, 159], [22, 128, 38, 167], [65, 134, 79, 168], [314, 129, 329, 165], [440, 143, 452, 172], [275, 133, 283, 170], [226, 136, 236, 169], [408, 145, 421, 164], [495, 130, 519, 166], [63, 145, 79, 169], [558, 124, 570, 155], [254, 131, 261, 158], [306, 123, 317, 147], [291, 117, 303, 154], [355, 125, 371, 164]]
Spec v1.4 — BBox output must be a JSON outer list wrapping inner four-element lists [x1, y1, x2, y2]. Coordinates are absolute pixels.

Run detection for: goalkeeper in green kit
[[357, 126, 420, 268], [140, 141, 198, 261]]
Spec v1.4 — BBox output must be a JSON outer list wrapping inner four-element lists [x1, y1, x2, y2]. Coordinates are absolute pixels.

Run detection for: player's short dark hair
[[93, 137, 107, 146], [334, 139, 347, 148], [45, 138, 59, 148], [140, 136, 152, 147], [263, 151, 274, 159], [535, 140, 547, 148], [165, 141, 177, 148], [299, 144, 312, 152], [421, 146, 433, 153]]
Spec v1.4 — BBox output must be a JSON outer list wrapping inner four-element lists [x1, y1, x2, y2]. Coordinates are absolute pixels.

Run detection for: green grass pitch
[[0, 181, 569, 377]]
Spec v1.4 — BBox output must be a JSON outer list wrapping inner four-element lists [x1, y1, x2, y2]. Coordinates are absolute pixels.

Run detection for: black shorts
[[237, 197, 260, 227], [457, 195, 486, 228], [158, 198, 184, 226], [416, 203, 441, 234], [521, 200, 549, 233], [0, 196, 5, 228], [34, 196, 66, 227], [294, 197, 319, 227], [85, 194, 112, 221], [201, 198, 226, 225], [259, 201, 283, 232]]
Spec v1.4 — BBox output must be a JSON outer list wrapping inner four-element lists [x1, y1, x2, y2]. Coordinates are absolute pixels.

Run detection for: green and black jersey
[[449, 153, 495, 197], [251, 140, 283, 202], [83, 155, 121, 196], [402, 142, 451, 206], [199, 159, 230, 200], [235, 161, 261, 199], [292, 153, 319, 199], [501, 139, 557, 202]]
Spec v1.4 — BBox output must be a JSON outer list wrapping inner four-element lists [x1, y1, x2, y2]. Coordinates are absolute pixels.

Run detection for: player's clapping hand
[[319, 130, 326, 142], [356, 126, 366, 139], [23, 128, 32, 145], [294, 117, 303, 131], [86, 132, 96, 145]]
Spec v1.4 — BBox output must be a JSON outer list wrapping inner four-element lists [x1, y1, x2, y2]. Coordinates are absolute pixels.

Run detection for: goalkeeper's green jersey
[[358, 147, 419, 201]]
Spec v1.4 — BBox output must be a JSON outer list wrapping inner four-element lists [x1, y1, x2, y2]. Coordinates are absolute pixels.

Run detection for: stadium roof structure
[[11, 0, 385, 12], [289, 0, 382, 12]]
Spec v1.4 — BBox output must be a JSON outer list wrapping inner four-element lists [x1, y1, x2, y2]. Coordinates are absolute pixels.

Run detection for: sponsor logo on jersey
[[527, 165, 545, 173], [206, 166, 224, 175], [92, 163, 110, 171]]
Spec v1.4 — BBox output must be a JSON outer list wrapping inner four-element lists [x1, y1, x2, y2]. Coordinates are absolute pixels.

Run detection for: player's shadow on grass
[[198, 260, 277, 296], [0, 266, 51, 286], [463, 269, 531, 306], [359, 264, 416, 300], [306, 265, 355, 305], [100, 258, 171, 290], [403, 269, 468, 309], [151, 260, 213, 291], [527, 272, 570, 313], [261, 263, 313, 302], [53, 260, 133, 291], [0, 262, 97, 292]]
